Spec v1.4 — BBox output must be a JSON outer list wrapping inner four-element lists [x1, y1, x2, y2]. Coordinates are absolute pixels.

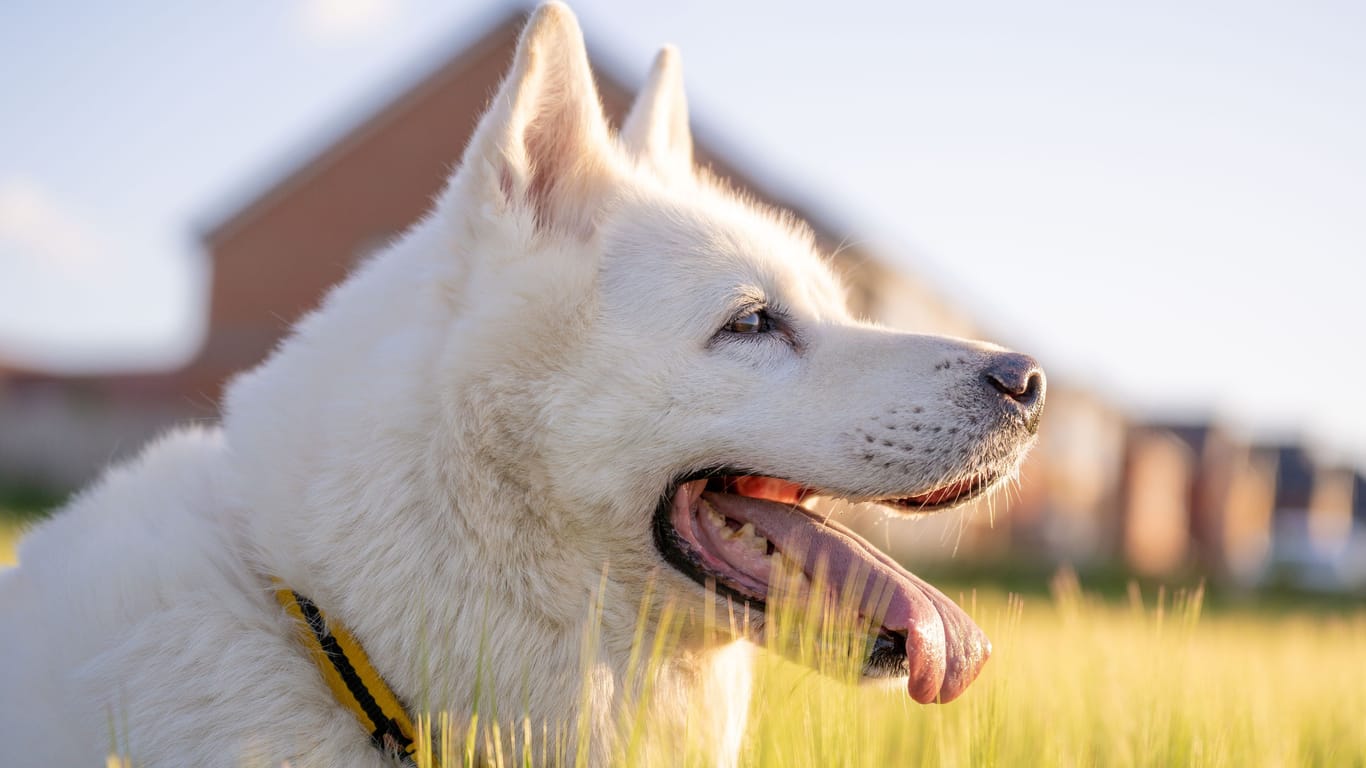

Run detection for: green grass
[[404, 569, 1366, 767], [0, 481, 63, 521]]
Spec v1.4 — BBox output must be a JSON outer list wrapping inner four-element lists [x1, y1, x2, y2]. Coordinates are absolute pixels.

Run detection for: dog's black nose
[[984, 353, 1045, 425]]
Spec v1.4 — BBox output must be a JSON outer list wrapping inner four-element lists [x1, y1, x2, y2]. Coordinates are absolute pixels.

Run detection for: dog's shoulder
[[2, 425, 389, 766], [1, 425, 267, 765], [17, 424, 233, 577]]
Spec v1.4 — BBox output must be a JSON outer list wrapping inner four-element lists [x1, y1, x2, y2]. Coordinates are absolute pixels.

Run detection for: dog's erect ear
[[621, 46, 694, 182], [455, 2, 614, 235]]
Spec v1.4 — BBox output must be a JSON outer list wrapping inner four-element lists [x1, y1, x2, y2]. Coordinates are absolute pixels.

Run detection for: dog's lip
[[656, 474, 992, 704], [710, 470, 999, 514], [875, 472, 998, 512]]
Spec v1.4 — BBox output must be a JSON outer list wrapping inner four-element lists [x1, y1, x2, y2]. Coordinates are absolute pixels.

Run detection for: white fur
[[0, 4, 1039, 765]]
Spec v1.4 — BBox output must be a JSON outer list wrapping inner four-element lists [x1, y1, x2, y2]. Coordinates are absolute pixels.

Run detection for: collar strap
[[274, 585, 439, 767]]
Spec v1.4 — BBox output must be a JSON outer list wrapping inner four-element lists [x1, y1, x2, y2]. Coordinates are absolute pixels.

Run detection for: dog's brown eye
[[727, 310, 767, 334]]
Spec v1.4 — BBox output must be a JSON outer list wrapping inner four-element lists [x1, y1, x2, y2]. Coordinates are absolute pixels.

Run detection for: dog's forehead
[[600, 192, 848, 317]]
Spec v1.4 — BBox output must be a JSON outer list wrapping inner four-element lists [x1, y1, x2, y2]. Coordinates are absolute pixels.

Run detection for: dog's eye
[[726, 310, 769, 334]]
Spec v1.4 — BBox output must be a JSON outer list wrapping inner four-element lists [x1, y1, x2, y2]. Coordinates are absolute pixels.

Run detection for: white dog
[[0, 4, 1044, 766]]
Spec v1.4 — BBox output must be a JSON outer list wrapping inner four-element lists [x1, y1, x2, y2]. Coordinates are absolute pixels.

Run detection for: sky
[[1, 1, 1363, 466]]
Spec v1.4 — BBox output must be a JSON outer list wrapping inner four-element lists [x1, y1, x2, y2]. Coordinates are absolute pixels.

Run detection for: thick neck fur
[[221, 199, 694, 758]]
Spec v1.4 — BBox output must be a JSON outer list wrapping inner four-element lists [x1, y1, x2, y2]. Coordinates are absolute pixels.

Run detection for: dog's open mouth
[[653, 472, 994, 704]]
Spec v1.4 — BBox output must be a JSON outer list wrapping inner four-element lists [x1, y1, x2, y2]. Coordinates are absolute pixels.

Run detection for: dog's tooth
[[728, 522, 759, 547], [702, 499, 725, 528]]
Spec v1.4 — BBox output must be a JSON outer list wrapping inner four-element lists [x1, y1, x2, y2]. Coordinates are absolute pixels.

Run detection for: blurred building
[[1120, 425, 1195, 575], [1118, 423, 1278, 584], [1110, 426, 1363, 590], [0, 365, 201, 490], [1350, 473, 1366, 586], [1261, 445, 1363, 590], [1216, 441, 1280, 586]]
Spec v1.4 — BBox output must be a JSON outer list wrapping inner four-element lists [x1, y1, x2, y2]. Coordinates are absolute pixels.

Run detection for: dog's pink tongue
[[703, 492, 991, 703]]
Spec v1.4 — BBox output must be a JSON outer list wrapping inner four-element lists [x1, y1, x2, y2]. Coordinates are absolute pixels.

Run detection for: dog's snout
[[984, 353, 1045, 425]]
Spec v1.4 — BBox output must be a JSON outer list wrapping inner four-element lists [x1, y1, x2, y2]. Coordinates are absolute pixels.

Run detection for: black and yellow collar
[[274, 585, 440, 767]]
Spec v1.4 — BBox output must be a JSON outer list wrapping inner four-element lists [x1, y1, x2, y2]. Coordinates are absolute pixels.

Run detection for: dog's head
[[227, 3, 1044, 708], [425, 4, 1045, 704]]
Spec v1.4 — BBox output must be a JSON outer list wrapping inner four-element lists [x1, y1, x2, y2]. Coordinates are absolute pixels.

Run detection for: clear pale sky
[[1, 1, 1363, 466]]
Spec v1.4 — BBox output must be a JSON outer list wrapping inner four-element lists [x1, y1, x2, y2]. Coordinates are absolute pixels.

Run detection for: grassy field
[[3, 528, 1363, 767], [534, 575, 1366, 768], [732, 578, 1366, 768], [385, 569, 1366, 767]]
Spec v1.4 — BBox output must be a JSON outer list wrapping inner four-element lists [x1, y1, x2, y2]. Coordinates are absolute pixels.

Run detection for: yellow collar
[[274, 585, 439, 767]]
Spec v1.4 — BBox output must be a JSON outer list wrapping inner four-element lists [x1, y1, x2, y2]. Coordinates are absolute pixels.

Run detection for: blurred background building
[[1, 8, 1361, 591]]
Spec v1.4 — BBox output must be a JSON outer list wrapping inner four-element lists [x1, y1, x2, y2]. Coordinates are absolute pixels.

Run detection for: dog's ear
[[454, 2, 615, 235], [621, 46, 694, 182]]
